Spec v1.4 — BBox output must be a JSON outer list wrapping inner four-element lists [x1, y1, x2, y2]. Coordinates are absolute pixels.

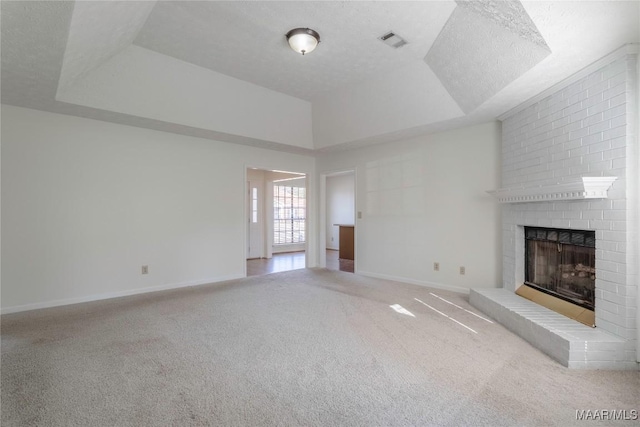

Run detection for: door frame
[[319, 168, 357, 270], [244, 166, 310, 277]]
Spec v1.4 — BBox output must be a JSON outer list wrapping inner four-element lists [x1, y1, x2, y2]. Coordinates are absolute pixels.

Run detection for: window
[[274, 185, 306, 244], [251, 187, 258, 223]]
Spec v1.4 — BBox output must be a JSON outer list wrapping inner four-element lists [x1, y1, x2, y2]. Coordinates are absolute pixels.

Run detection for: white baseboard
[[0, 273, 245, 315], [272, 243, 305, 254], [356, 270, 471, 294]]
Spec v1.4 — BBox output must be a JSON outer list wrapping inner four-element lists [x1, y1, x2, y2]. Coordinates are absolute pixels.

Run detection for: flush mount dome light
[[286, 28, 320, 55]]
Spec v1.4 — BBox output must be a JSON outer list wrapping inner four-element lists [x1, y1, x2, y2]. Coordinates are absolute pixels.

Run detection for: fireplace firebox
[[524, 227, 596, 310]]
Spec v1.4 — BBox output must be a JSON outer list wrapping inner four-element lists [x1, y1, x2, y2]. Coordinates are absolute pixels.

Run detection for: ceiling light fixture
[[285, 28, 320, 55]]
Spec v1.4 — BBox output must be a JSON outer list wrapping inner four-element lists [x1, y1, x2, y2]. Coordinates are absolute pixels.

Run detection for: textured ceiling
[[1, 1, 639, 153], [1, 0, 73, 107], [426, 1, 551, 113], [457, 0, 549, 48], [134, 1, 455, 101], [57, 1, 156, 95]]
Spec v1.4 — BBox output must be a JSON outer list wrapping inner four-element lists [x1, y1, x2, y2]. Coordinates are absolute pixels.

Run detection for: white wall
[[1, 106, 316, 313], [271, 176, 306, 188], [637, 50, 640, 359], [317, 121, 502, 292], [58, 45, 313, 149], [326, 174, 355, 250], [312, 61, 463, 149]]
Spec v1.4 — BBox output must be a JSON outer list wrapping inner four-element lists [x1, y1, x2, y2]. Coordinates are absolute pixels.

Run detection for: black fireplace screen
[[525, 227, 596, 310]]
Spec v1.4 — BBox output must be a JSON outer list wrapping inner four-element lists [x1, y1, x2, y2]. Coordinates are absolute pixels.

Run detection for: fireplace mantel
[[487, 177, 617, 204]]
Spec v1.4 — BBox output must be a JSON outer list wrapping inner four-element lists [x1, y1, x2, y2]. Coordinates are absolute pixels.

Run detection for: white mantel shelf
[[487, 177, 617, 204]]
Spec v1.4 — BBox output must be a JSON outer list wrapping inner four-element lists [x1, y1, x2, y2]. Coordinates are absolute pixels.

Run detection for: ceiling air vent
[[379, 31, 408, 49]]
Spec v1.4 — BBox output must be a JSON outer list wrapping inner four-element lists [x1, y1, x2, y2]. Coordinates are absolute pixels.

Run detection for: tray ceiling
[[2, 1, 639, 152]]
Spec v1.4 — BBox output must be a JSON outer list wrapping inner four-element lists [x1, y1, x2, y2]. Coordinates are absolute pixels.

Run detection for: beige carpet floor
[[2, 268, 639, 426]]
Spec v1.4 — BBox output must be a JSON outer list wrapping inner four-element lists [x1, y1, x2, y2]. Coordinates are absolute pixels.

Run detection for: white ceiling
[[426, 1, 551, 113], [2, 1, 639, 153], [135, 1, 455, 101]]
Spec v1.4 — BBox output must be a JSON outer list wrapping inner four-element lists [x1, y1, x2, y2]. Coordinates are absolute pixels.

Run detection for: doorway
[[322, 170, 356, 273], [246, 168, 307, 276]]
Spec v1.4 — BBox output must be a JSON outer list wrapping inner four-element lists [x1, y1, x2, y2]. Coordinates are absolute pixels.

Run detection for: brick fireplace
[[471, 47, 639, 370]]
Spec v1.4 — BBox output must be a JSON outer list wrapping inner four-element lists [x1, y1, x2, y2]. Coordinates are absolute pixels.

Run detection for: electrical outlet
[[331, 237, 334, 242], [357, 211, 362, 219], [142, 265, 149, 275], [459, 266, 465, 275], [433, 262, 439, 271]]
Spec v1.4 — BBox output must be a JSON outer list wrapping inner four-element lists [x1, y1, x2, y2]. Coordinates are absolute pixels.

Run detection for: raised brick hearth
[[470, 288, 626, 368]]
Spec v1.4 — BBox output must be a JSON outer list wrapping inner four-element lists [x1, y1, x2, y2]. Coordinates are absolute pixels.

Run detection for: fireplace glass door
[[525, 227, 596, 310]]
